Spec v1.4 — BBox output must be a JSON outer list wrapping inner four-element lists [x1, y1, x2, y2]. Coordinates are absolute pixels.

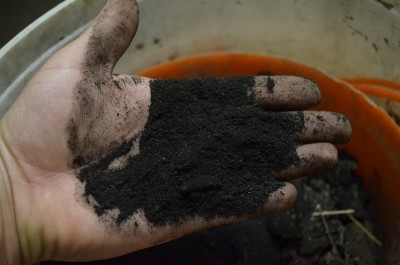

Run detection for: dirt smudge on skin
[[66, 2, 146, 169], [267, 76, 275, 93]]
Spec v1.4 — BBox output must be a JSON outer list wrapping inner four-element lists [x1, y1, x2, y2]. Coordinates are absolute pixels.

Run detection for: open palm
[[0, 1, 351, 264]]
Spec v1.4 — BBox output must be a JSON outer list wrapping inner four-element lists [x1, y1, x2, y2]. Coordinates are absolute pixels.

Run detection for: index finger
[[251, 76, 321, 110]]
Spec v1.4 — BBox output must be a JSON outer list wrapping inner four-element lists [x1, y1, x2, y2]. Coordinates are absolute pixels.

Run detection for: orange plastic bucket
[[138, 54, 400, 261]]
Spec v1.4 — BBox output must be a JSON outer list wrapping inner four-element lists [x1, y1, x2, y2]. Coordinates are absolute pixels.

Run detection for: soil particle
[[76, 77, 304, 225], [316, 115, 326, 122], [266, 76, 275, 93]]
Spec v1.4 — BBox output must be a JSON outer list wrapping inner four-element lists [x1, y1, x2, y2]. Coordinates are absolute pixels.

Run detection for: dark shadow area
[[0, 0, 64, 48]]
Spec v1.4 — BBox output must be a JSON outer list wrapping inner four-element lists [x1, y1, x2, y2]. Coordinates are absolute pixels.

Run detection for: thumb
[[81, 0, 139, 73], [49, 0, 139, 72]]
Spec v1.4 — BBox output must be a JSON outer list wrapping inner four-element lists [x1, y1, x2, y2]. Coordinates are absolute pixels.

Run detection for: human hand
[[0, 0, 351, 264]]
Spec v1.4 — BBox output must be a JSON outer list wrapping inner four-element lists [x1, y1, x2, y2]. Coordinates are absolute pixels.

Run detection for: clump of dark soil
[[79, 77, 304, 225], [44, 152, 385, 265]]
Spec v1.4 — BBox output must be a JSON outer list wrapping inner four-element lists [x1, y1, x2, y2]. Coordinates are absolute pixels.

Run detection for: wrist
[[0, 139, 23, 265]]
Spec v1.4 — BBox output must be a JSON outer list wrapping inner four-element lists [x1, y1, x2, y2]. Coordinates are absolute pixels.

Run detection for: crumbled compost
[[77, 77, 304, 225]]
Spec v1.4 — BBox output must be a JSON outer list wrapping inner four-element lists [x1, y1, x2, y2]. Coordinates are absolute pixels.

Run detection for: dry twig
[[312, 209, 383, 247], [320, 214, 339, 254], [312, 209, 355, 217], [347, 214, 382, 246]]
